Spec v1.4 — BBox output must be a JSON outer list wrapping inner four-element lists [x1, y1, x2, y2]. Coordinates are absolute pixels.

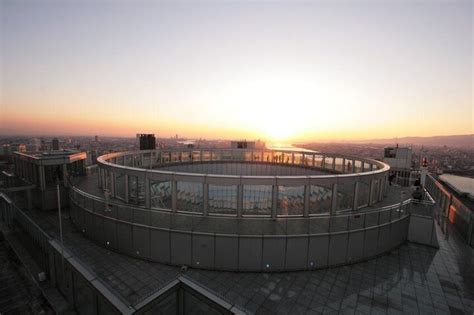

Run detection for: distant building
[[94, 135, 99, 142], [0, 144, 26, 156], [230, 140, 266, 149], [137, 134, 156, 150], [25, 144, 40, 152], [52, 138, 60, 150], [384, 146, 413, 185]]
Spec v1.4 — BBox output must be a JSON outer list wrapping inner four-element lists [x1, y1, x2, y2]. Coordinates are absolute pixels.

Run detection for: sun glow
[[206, 73, 339, 142]]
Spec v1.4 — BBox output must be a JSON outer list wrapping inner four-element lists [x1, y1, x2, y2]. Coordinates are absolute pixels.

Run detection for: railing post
[[330, 183, 338, 215], [145, 177, 150, 208], [237, 183, 243, 218], [172, 178, 177, 212], [304, 184, 310, 217], [203, 181, 209, 216], [124, 174, 129, 203], [352, 181, 359, 210], [272, 185, 277, 219], [467, 212, 473, 246], [368, 179, 375, 206]]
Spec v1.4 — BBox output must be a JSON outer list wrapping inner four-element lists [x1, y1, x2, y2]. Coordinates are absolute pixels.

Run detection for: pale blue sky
[[1, 0, 472, 140]]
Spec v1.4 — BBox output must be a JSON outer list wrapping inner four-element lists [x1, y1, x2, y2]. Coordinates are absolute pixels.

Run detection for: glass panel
[[125, 155, 132, 166], [372, 179, 380, 204], [243, 185, 272, 215], [222, 150, 233, 160], [324, 157, 334, 171], [115, 173, 126, 200], [357, 178, 370, 208], [277, 185, 304, 216], [177, 181, 203, 213], [133, 154, 142, 167], [335, 157, 344, 172], [181, 151, 192, 162], [302, 155, 312, 166], [138, 177, 146, 206], [150, 180, 172, 210], [116, 156, 124, 166], [128, 176, 139, 205], [309, 184, 332, 214], [293, 153, 302, 165], [202, 151, 211, 161], [208, 184, 237, 215], [105, 171, 112, 191], [263, 152, 272, 163], [144, 153, 152, 168], [171, 152, 178, 162], [338, 181, 354, 210], [354, 160, 362, 173], [192, 151, 200, 161], [346, 160, 353, 173], [244, 152, 253, 161], [314, 154, 323, 167], [212, 151, 221, 161], [154, 152, 162, 166]]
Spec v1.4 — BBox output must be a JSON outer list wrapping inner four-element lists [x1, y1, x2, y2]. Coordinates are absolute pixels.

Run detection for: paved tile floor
[[25, 204, 473, 314]]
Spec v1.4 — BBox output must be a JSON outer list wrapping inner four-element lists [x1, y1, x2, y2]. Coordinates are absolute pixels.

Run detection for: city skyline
[[1, 0, 472, 141]]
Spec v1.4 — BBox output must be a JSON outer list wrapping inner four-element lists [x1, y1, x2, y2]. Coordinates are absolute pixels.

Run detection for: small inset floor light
[[106, 241, 110, 245], [196, 261, 200, 265], [309, 261, 315, 267], [265, 263, 270, 269], [136, 251, 140, 255]]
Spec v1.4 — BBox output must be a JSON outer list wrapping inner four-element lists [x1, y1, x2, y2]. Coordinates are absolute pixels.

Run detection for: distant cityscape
[[1, 134, 472, 178]]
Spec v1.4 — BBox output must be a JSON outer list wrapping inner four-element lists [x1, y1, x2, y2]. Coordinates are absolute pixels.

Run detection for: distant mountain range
[[353, 134, 473, 147]]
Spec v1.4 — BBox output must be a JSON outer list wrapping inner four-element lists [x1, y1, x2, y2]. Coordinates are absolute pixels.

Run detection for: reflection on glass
[[338, 181, 354, 210], [177, 181, 203, 213], [309, 184, 332, 214], [150, 180, 172, 209], [243, 185, 272, 215], [335, 158, 344, 172], [358, 179, 370, 208], [277, 186, 304, 215], [208, 184, 237, 214], [115, 173, 126, 200]]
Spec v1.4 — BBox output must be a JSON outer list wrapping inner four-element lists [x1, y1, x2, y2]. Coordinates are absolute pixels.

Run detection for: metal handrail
[[97, 148, 390, 180]]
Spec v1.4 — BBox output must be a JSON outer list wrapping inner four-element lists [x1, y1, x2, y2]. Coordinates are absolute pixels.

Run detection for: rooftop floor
[[23, 202, 474, 314]]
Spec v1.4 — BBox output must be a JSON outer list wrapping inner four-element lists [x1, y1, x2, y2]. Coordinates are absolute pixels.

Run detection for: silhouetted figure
[[388, 173, 396, 186], [414, 178, 421, 187], [412, 187, 423, 200]]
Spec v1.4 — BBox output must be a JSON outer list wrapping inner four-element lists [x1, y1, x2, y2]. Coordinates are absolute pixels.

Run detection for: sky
[[1, 0, 472, 142]]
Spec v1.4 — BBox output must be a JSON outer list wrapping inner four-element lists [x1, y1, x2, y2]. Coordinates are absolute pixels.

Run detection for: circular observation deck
[[69, 149, 409, 272]]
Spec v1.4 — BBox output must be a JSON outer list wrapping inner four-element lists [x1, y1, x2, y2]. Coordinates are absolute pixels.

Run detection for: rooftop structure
[[0, 147, 473, 314], [12, 150, 86, 210], [137, 134, 156, 151], [230, 140, 265, 150], [438, 174, 474, 201]]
